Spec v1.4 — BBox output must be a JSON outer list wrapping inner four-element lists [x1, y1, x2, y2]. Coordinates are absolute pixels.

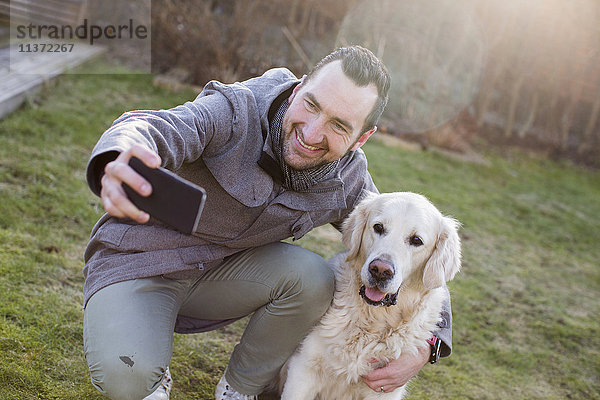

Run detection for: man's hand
[[362, 345, 429, 393], [100, 144, 161, 223]]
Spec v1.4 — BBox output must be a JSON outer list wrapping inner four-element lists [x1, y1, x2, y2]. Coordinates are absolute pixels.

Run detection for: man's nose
[[302, 117, 325, 145]]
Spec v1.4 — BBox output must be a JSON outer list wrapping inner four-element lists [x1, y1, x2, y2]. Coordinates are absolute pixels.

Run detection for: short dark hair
[[305, 46, 391, 133]]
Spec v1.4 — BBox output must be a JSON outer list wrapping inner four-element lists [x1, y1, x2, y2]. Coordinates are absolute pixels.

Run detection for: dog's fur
[[280, 192, 461, 400]]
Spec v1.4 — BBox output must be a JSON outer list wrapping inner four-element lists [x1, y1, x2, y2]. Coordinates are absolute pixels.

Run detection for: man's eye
[[332, 122, 347, 133], [305, 100, 317, 112]]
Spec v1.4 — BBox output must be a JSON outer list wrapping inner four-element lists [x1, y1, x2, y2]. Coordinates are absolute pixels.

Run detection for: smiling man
[[82, 46, 452, 400], [281, 59, 378, 170]]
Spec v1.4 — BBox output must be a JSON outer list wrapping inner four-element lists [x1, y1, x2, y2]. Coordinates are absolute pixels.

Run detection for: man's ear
[[288, 75, 306, 103], [350, 126, 377, 151]]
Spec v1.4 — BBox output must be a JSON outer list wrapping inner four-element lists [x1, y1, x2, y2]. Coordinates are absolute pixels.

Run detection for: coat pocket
[[94, 219, 188, 252], [94, 221, 133, 248]]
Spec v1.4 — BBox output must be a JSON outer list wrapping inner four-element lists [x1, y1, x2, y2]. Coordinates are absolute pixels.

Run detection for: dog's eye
[[409, 235, 423, 246], [373, 223, 385, 234]]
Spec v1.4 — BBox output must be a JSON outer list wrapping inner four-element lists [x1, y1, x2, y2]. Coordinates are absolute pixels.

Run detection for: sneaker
[[143, 367, 173, 400], [215, 373, 257, 400]]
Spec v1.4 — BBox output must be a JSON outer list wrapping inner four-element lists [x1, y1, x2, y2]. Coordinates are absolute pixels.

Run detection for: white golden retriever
[[280, 192, 461, 400]]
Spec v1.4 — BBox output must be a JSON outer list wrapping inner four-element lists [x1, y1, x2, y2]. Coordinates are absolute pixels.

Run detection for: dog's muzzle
[[359, 285, 400, 307]]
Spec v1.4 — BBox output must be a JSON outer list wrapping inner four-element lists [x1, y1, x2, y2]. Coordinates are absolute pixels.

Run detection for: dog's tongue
[[365, 286, 387, 302]]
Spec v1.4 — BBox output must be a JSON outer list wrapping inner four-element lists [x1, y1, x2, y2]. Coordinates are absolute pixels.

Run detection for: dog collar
[[427, 336, 442, 364]]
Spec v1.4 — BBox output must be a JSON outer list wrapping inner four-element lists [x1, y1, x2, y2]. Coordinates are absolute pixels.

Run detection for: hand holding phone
[[100, 144, 162, 224], [122, 157, 206, 235]]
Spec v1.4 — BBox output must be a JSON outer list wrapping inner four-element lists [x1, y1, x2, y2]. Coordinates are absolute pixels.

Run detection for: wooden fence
[[0, 0, 87, 26]]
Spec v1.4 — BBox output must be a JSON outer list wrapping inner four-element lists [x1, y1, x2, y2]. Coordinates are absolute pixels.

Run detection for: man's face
[[281, 60, 378, 170]]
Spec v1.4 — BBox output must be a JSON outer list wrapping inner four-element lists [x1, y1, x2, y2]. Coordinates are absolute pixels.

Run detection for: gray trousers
[[83, 242, 334, 399]]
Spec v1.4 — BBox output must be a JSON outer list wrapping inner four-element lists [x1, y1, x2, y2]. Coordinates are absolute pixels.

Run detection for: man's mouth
[[296, 130, 321, 152], [359, 285, 399, 307]]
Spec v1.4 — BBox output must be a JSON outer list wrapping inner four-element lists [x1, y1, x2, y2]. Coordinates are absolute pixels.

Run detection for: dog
[[280, 192, 461, 400]]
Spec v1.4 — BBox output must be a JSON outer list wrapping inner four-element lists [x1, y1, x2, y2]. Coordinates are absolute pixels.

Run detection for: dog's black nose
[[368, 259, 394, 282]]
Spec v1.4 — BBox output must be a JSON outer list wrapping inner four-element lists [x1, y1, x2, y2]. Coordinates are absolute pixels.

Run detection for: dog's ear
[[342, 192, 377, 262], [423, 216, 462, 289]]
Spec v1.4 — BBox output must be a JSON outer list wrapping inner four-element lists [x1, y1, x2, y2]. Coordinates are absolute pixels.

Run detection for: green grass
[[0, 59, 598, 399]]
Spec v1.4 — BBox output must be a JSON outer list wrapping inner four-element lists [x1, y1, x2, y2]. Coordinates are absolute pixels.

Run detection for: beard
[[281, 124, 330, 171], [281, 124, 360, 171]]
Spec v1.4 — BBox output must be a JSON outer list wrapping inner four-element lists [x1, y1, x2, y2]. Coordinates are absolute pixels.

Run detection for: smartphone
[[122, 157, 206, 235]]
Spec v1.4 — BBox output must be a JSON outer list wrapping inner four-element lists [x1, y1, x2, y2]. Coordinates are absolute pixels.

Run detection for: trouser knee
[[88, 355, 165, 400], [83, 278, 180, 399], [275, 244, 335, 317]]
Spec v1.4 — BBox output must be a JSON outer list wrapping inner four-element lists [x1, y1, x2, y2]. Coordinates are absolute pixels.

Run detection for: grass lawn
[[0, 59, 598, 399]]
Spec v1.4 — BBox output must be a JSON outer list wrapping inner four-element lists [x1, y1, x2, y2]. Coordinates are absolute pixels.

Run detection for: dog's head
[[342, 192, 461, 306]]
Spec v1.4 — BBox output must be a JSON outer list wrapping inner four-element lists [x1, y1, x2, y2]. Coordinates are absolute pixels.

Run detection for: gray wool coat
[[83, 68, 452, 354]]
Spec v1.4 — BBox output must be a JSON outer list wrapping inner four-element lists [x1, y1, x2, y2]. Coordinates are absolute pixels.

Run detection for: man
[[83, 46, 452, 400]]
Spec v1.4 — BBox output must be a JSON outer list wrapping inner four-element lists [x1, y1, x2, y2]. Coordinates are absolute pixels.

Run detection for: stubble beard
[[281, 124, 330, 171], [280, 122, 361, 171]]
